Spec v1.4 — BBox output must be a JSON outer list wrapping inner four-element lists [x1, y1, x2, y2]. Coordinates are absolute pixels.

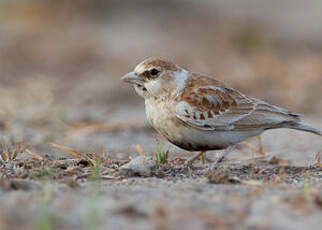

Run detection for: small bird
[[122, 57, 322, 168]]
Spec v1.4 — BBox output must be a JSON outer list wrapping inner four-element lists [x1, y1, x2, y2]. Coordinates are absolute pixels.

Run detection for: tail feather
[[289, 123, 322, 136]]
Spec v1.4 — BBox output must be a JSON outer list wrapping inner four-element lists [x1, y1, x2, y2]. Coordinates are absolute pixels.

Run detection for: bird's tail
[[288, 123, 322, 136]]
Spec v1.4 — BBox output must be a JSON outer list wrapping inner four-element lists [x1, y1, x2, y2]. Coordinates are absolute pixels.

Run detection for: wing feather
[[175, 83, 301, 131]]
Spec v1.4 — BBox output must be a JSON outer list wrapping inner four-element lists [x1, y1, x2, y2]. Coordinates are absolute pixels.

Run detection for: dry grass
[[0, 140, 320, 186], [0, 138, 321, 230]]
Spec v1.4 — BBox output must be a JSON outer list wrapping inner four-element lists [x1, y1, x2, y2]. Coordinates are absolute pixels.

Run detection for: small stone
[[119, 156, 155, 177], [204, 170, 239, 184]]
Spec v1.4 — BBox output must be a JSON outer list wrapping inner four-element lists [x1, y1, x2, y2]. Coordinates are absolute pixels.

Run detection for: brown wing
[[175, 76, 301, 131]]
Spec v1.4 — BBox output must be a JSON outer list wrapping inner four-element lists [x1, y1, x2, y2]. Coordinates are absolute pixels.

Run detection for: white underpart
[[174, 69, 189, 94]]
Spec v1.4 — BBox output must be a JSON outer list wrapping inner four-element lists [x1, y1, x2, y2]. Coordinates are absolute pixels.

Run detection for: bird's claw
[[182, 161, 193, 169]]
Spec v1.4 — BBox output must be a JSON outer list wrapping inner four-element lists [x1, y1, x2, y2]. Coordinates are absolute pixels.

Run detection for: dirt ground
[[0, 128, 322, 230], [0, 1, 322, 230]]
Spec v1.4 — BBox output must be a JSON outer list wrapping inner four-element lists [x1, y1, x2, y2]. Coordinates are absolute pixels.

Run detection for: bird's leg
[[212, 145, 237, 170], [184, 151, 206, 167], [187, 151, 206, 164], [240, 136, 264, 155], [257, 136, 264, 155]]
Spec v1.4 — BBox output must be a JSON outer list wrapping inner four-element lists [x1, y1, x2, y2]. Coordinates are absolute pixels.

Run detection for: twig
[[312, 152, 322, 167], [230, 177, 263, 186], [52, 158, 81, 164], [25, 149, 44, 161], [50, 143, 84, 159], [133, 145, 146, 157], [1, 143, 9, 161], [100, 175, 119, 180]]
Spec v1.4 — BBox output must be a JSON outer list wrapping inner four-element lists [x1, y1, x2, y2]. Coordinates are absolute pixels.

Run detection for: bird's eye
[[150, 68, 159, 76]]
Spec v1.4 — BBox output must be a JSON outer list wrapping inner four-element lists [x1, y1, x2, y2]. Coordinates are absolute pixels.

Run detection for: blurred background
[[0, 0, 321, 157]]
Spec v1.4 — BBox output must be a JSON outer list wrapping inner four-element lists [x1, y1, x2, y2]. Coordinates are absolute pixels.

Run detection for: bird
[[122, 57, 322, 169]]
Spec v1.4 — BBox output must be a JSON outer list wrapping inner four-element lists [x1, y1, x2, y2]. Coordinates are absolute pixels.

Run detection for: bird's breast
[[145, 98, 175, 131]]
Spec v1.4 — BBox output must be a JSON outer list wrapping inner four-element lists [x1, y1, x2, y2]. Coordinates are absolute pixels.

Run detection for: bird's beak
[[122, 72, 143, 85]]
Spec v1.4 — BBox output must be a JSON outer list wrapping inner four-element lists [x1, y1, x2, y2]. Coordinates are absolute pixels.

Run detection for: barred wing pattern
[[175, 85, 301, 131]]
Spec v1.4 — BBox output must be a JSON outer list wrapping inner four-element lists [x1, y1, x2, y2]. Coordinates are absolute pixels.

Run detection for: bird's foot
[[182, 151, 205, 169], [211, 157, 224, 170], [210, 145, 237, 171], [182, 161, 193, 169]]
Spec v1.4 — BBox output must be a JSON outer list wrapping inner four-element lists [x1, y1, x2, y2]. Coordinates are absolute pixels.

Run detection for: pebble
[[119, 156, 155, 177]]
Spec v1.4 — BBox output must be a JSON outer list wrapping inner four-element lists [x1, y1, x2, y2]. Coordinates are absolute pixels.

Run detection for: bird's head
[[122, 57, 189, 98]]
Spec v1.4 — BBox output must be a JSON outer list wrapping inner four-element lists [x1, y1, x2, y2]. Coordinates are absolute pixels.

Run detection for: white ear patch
[[174, 69, 189, 93], [145, 79, 162, 94]]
